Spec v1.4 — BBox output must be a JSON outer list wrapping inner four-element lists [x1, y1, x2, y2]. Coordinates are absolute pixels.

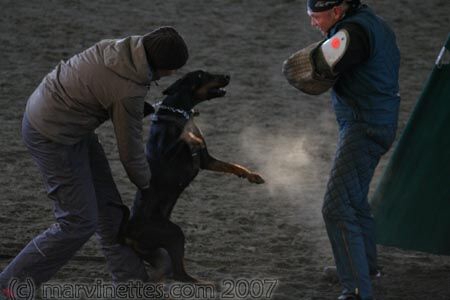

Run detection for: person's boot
[[324, 266, 382, 282], [337, 293, 361, 300]]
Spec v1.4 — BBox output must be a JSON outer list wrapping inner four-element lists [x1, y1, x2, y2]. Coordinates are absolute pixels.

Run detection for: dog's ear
[[162, 77, 185, 95]]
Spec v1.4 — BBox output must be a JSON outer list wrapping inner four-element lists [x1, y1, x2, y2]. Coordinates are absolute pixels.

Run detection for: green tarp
[[372, 34, 450, 255]]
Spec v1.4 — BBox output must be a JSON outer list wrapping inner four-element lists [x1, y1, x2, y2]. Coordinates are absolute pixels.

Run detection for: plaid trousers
[[322, 121, 396, 300]]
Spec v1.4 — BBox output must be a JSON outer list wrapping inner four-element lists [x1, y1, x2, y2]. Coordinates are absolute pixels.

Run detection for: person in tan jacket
[[0, 26, 188, 292]]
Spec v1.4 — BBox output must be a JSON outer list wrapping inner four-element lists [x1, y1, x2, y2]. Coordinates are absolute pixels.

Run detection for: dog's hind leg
[[132, 218, 198, 283], [161, 221, 199, 283]]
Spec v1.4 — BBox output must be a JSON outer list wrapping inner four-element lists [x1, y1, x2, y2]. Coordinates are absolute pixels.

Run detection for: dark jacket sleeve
[[109, 96, 151, 189], [333, 22, 370, 73]]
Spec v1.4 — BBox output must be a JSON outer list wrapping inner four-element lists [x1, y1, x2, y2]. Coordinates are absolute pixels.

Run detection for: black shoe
[[324, 266, 382, 282], [337, 293, 360, 300], [370, 269, 382, 278]]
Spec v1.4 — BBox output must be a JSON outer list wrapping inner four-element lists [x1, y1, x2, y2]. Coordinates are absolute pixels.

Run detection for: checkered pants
[[322, 121, 396, 300]]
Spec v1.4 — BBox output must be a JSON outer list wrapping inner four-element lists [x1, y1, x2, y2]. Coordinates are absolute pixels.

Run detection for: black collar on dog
[[151, 113, 190, 130]]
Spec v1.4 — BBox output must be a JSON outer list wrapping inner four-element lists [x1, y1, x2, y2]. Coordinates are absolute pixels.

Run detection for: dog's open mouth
[[209, 87, 227, 97], [207, 75, 230, 98]]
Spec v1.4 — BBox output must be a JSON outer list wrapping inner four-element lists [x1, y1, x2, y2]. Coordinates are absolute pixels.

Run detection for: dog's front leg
[[201, 153, 265, 184]]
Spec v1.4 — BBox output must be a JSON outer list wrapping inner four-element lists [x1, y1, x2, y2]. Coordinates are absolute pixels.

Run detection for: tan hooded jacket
[[25, 36, 152, 189]]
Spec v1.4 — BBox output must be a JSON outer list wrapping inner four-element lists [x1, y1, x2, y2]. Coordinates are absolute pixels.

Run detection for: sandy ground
[[1, 0, 450, 299]]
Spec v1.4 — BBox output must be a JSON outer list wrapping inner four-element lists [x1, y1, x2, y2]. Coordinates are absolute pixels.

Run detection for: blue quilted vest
[[329, 5, 400, 125]]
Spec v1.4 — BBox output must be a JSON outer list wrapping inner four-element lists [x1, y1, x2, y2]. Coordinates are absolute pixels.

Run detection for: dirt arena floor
[[1, 0, 449, 299]]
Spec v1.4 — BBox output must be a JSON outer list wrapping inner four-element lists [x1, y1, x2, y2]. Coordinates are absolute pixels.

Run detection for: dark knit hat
[[307, 0, 343, 12], [307, 0, 361, 12], [143, 26, 189, 70]]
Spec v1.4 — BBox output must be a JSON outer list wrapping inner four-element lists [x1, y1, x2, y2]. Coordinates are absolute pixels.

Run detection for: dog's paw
[[247, 173, 265, 184]]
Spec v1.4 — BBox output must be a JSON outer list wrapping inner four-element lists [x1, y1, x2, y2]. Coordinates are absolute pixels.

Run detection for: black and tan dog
[[121, 70, 264, 282]]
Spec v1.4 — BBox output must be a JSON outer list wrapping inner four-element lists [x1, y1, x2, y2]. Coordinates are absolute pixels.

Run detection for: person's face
[[153, 69, 177, 80], [307, 6, 343, 36]]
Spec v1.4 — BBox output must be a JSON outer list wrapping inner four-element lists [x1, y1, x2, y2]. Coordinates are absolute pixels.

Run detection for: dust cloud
[[239, 126, 319, 201]]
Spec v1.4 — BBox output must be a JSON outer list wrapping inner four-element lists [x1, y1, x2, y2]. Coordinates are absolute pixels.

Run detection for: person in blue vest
[[284, 0, 400, 299]]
